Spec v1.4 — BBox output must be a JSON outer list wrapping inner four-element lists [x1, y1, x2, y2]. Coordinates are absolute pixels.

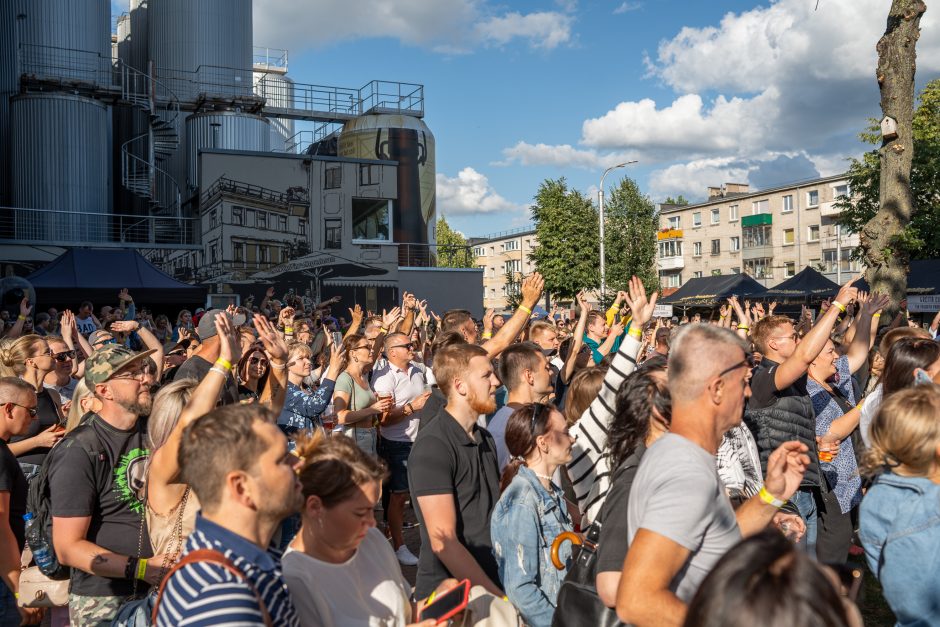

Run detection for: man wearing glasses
[[43, 338, 79, 402], [46, 346, 163, 625], [616, 325, 809, 627], [372, 332, 432, 566]]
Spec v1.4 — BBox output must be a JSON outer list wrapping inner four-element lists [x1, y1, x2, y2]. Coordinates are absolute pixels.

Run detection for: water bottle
[[23, 513, 56, 573]]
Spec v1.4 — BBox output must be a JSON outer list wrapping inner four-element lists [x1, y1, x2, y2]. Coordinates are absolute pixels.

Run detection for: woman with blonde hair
[[334, 334, 393, 456], [1, 334, 64, 480], [278, 341, 342, 440], [859, 385, 940, 627], [65, 379, 99, 432], [563, 366, 605, 426]]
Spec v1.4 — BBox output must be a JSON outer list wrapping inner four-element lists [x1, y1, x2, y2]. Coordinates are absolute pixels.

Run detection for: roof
[[853, 259, 940, 295], [660, 273, 767, 306], [763, 266, 841, 300], [658, 173, 848, 214], [26, 249, 206, 305]]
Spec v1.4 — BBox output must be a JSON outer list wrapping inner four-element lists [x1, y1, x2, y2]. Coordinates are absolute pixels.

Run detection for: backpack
[[26, 421, 105, 580]]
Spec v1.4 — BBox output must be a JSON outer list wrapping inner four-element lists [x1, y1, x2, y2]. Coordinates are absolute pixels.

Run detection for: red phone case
[[417, 579, 471, 624]]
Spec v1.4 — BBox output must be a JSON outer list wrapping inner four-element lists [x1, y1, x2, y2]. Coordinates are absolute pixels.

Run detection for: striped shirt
[[566, 335, 641, 523], [156, 515, 299, 627]]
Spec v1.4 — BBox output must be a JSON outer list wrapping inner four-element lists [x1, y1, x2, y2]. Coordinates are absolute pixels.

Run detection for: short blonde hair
[[862, 386, 940, 476], [0, 335, 47, 377], [750, 315, 793, 355]]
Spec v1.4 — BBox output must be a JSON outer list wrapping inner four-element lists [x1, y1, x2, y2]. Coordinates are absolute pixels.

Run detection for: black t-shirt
[[595, 445, 644, 574], [748, 358, 811, 410], [408, 407, 502, 599], [47, 413, 152, 597], [0, 439, 28, 551], [10, 387, 61, 466], [174, 355, 239, 405]]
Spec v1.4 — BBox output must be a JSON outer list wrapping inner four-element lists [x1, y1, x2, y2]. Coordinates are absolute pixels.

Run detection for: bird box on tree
[[881, 116, 899, 141]]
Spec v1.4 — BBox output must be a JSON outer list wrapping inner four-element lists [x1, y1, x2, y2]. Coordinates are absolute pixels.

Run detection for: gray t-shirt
[[487, 404, 516, 472], [627, 433, 741, 602]]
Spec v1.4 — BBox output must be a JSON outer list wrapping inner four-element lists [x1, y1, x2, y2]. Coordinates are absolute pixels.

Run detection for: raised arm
[[845, 292, 889, 373], [344, 304, 364, 339], [563, 291, 590, 383], [482, 272, 544, 359], [111, 320, 165, 382], [254, 314, 289, 414], [398, 292, 417, 337], [3, 298, 30, 339]]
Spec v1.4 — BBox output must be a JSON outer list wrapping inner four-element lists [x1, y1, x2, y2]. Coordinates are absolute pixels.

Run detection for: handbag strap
[[151, 549, 273, 626]]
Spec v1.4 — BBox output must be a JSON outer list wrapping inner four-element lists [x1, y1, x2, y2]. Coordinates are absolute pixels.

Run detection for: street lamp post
[[598, 161, 638, 302]]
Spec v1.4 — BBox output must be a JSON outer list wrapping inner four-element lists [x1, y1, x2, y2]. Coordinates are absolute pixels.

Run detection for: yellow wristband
[[873, 312, 882, 318], [214, 358, 232, 371], [737, 324, 750, 331], [627, 327, 642, 339], [13, 592, 18, 599], [17, 314, 27, 321], [136, 557, 148, 580], [380, 327, 389, 333], [519, 305, 532, 315], [719, 315, 727, 319], [284, 327, 294, 334], [482, 332, 493, 339], [758, 487, 785, 508], [831, 300, 847, 313]]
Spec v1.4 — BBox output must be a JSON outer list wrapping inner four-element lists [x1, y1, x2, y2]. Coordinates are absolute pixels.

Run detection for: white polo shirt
[[372, 358, 427, 442]]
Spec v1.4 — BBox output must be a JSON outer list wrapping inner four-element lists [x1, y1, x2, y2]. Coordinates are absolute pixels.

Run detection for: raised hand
[[326, 341, 345, 379], [348, 304, 363, 324], [118, 288, 133, 302], [253, 314, 288, 363], [278, 306, 295, 328], [110, 320, 140, 333], [19, 297, 32, 318], [402, 291, 417, 310], [266, 286, 276, 298], [728, 296, 750, 326], [719, 304, 729, 318], [768, 301, 778, 314], [382, 307, 402, 329], [835, 275, 861, 307], [623, 276, 657, 328], [483, 308, 495, 334], [215, 314, 242, 366], [61, 310, 77, 338], [576, 290, 589, 313], [520, 272, 545, 309], [609, 322, 625, 337]]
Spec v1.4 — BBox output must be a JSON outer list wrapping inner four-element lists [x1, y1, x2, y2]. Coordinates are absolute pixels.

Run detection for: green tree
[[503, 267, 522, 309], [663, 195, 690, 206], [836, 78, 940, 262], [604, 177, 661, 296], [435, 216, 474, 268], [530, 178, 599, 299]]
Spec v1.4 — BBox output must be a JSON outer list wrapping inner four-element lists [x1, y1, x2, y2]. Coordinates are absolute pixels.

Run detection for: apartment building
[[656, 175, 860, 289], [471, 226, 537, 310]]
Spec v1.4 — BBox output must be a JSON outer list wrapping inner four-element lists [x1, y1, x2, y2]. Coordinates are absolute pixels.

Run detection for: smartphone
[[332, 331, 343, 349], [417, 579, 471, 624], [914, 368, 933, 385]]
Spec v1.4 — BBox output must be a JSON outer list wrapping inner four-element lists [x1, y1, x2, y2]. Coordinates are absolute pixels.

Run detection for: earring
[[318, 516, 324, 529]]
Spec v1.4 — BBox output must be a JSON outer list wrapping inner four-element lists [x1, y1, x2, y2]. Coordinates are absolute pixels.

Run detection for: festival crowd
[[1, 275, 939, 627]]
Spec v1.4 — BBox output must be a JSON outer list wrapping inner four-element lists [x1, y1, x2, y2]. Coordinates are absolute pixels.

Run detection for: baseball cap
[[84, 345, 156, 386], [88, 329, 115, 347], [196, 309, 229, 341]]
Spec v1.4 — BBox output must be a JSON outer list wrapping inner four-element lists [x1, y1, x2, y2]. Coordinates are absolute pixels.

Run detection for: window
[[667, 216, 681, 229], [325, 166, 342, 189], [743, 225, 772, 248], [731, 266, 741, 274], [782, 195, 793, 213], [504, 259, 522, 273], [834, 184, 849, 198], [730, 236, 740, 252], [359, 164, 379, 185], [352, 198, 391, 241], [808, 224, 820, 242], [752, 199, 770, 214], [246, 209, 255, 226], [711, 239, 720, 255], [693, 271, 703, 278], [259, 245, 270, 264], [233, 242, 244, 262], [232, 206, 244, 225], [711, 209, 720, 224], [209, 208, 219, 229], [298, 218, 307, 235], [711, 269, 722, 276], [660, 272, 682, 287], [280, 247, 289, 263], [785, 261, 796, 277], [210, 242, 218, 264], [504, 239, 520, 251], [744, 257, 772, 279], [692, 212, 702, 227], [324, 219, 342, 249], [658, 240, 682, 258], [807, 190, 819, 207], [474, 247, 485, 257], [693, 242, 703, 257], [256, 211, 267, 229], [277, 215, 288, 232], [823, 249, 859, 274], [783, 228, 795, 245], [729, 204, 739, 221]]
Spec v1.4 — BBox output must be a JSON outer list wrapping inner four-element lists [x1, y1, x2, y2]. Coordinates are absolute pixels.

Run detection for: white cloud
[[495, 141, 639, 170], [436, 168, 525, 215], [648, 158, 751, 201], [253, 0, 573, 54], [613, 2, 642, 15]]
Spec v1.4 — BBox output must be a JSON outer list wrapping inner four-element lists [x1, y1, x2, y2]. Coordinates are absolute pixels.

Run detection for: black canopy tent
[[660, 273, 767, 307], [853, 259, 940, 295], [762, 266, 841, 301], [26, 249, 206, 308]]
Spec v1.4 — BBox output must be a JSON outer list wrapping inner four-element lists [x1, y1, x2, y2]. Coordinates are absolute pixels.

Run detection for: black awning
[[660, 273, 767, 306], [763, 266, 841, 300]]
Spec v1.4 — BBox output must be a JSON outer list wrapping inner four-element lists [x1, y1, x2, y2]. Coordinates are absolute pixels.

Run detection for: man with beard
[[48, 346, 162, 625], [409, 343, 504, 599], [156, 405, 301, 626]]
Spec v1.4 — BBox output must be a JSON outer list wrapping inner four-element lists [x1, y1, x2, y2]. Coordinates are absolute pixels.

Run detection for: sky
[[114, 0, 940, 239]]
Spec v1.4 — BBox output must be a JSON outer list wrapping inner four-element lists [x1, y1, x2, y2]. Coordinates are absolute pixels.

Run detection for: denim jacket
[[859, 473, 940, 627], [491, 466, 573, 627]]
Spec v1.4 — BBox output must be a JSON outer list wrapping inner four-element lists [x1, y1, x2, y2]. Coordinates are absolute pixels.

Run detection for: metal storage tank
[[186, 111, 271, 189], [149, 0, 253, 101], [10, 93, 110, 241], [0, 0, 18, 206], [253, 72, 295, 151], [338, 115, 436, 246], [118, 0, 149, 74]]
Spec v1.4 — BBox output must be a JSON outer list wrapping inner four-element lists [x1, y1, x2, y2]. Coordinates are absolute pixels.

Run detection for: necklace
[[532, 470, 554, 482]]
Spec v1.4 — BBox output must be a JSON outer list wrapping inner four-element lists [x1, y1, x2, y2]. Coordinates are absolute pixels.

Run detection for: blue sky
[[114, 0, 940, 238]]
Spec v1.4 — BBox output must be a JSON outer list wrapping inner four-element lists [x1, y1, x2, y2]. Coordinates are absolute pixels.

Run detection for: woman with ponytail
[[490, 402, 575, 627], [859, 385, 940, 627]]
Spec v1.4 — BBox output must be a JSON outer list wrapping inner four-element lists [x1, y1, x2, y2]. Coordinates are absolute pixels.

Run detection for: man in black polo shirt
[[744, 275, 858, 560], [409, 343, 503, 599]]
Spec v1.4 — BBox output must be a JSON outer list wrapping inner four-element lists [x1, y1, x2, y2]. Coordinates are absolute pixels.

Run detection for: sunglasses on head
[[530, 402, 550, 435]]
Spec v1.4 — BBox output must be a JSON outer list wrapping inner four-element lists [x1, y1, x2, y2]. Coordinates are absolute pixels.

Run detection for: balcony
[[820, 201, 841, 217], [658, 256, 685, 270], [741, 214, 772, 227]]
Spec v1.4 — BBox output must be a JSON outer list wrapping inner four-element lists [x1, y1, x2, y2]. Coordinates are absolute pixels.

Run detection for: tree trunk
[[860, 0, 926, 308]]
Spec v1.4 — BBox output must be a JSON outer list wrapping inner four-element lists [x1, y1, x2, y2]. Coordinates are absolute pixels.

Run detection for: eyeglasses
[[53, 350, 76, 362], [717, 353, 757, 379], [7, 402, 38, 417], [94, 338, 117, 346], [110, 366, 152, 382], [352, 344, 371, 352], [388, 343, 415, 351], [771, 333, 798, 342]]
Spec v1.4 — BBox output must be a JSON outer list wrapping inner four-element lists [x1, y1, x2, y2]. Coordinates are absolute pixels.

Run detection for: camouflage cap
[[84, 345, 157, 386]]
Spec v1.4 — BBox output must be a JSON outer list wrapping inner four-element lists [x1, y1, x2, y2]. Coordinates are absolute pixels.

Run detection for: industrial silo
[[253, 72, 295, 151], [10, 93, 110, 241], [186, 111, 271, 189], [118, 0, 148, 74], [338, 115, 436, 246], [148, 0, 253, 101], [0, 0, 17, 206]]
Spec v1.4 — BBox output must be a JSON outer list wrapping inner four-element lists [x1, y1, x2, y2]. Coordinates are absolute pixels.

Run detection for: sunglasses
[[388, 343, 415, 351], [249, 356, 269, 365], [717, 353, 757, 379], [53, 350, 77, 362], [8, 402, 38, 417], [530, 402, 550, 434], [94, 338, 117, 346]]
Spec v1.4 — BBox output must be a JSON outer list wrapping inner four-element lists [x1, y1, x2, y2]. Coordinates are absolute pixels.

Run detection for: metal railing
[[283, 123, 344, 153], [253, 47, 289, 71], [200, 177, 294, 207], [359, 80, 424, 116], [0, 207, 200, 248], [397, 243, 475, 268]]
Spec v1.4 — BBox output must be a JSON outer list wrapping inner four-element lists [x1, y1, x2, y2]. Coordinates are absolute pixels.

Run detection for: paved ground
[[381, 500, 423, 587]]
